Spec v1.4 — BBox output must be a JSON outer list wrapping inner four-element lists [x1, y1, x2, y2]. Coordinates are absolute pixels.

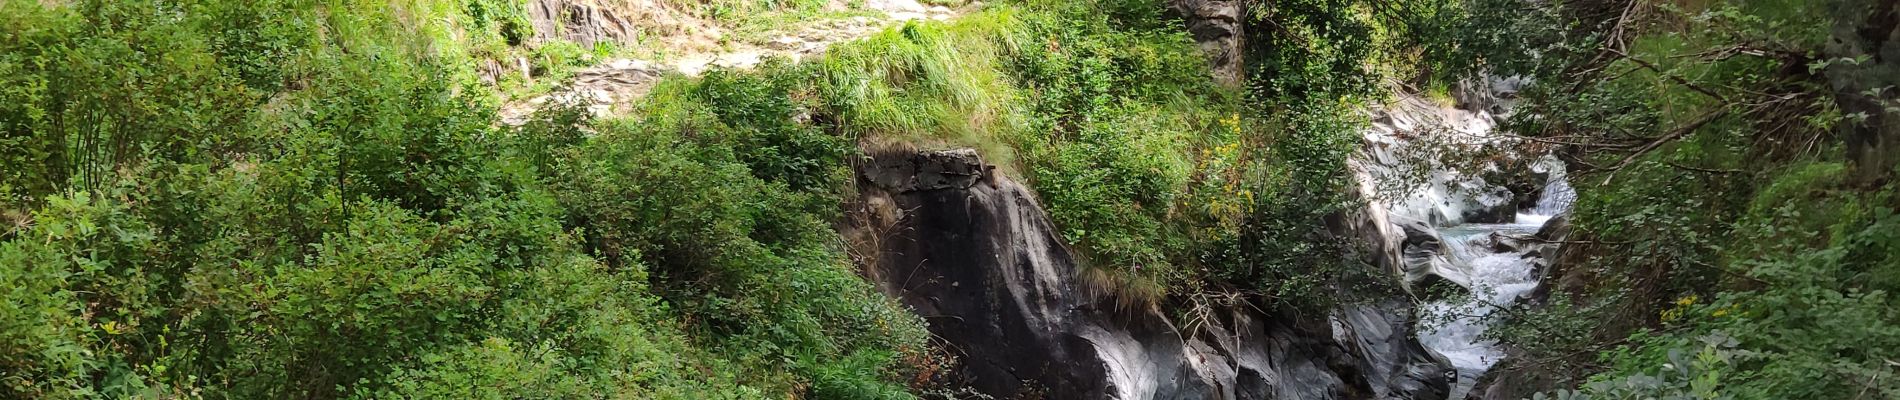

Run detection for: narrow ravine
[[1354, 85, 1578, 399], [1415, 180, 1570, 398]]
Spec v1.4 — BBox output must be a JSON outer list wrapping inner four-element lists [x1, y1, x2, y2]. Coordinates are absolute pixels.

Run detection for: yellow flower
[[1676, 295, 1698, 306]]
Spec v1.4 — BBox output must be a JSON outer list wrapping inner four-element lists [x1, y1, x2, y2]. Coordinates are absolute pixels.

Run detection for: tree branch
[[1606, 47, 1727, 102], [1592, 107, 1731, 185], [1663, 161, 1744, 174]]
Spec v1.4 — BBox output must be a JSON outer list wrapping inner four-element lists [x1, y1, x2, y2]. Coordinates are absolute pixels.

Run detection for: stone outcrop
[[1386, 215, 1466, 301], [1353, 92, 1533, 295], [530, 0, 638, 47], [1169, 0, 1246, 87], [1825, 0, 1900, 184], [860, 149, 990, 192], [1450, 76, 1527, 115], [1357, 94, 1523, 227], [845, 149, 1451, 399]]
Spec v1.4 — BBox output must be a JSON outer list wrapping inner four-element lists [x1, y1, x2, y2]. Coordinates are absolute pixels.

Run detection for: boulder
[[1168, 0, 1246, 87]]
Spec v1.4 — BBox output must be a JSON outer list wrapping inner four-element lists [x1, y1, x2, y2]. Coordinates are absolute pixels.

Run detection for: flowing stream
[[1417, 176, 1573, 398]]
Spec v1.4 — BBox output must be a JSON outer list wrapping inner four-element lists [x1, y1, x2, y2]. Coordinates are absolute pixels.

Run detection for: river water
[[1417, 177, 1572, 398]]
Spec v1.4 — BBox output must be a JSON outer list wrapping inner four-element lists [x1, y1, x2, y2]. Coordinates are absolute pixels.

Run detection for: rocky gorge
[[841, 147, 1455, 399], [813, 2, 1584, 397], [833, 85, 1577, 399]]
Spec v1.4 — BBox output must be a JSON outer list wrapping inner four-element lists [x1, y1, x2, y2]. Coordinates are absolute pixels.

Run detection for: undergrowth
[[0, 0, 923, 398], [801, 0, 1396, 310], [1454, 0, 1900, 397], [0, 0, 1451, 397]]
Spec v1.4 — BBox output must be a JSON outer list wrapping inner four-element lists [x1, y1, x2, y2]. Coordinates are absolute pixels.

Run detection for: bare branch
[[1606, 47, 1727, 102], [1663, 161, 1744, 174], [1592, 107, 1731, 185]]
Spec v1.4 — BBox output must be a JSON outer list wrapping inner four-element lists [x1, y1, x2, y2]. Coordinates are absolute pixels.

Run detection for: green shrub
[[0, 0, 928, 398], [1457, 0, 1900, 397]]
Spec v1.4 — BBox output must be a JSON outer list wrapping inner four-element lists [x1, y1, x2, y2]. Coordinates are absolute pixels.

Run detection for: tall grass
[[816, 11, 1029, 172], [607, 1, 1270, 313]]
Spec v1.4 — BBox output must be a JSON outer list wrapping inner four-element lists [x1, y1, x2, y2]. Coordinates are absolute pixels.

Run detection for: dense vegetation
[[15, 0, 1884, 398], [0, 0, 921, 397], [1445, 0, 1900, 398], [0, 0, 1432, 397]]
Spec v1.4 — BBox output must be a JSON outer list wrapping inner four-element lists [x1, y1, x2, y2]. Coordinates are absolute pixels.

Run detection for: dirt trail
[[500, 0, 967, 124]]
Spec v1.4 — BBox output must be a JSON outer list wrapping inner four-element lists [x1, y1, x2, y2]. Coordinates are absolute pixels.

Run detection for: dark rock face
[[1169, 0, 1246, 87], [860, 149, 989, 192], [1457, 196, 1517, 224], [847, 149, 1451, 399], [1388, 215, 1466, 302]]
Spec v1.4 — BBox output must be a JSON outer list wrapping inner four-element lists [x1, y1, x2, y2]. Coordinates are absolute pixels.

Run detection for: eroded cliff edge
[[843, 149, 1451, 399]]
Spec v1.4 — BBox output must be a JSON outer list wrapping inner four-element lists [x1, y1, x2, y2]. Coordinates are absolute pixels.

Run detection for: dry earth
[[498, 0, 969, 124]]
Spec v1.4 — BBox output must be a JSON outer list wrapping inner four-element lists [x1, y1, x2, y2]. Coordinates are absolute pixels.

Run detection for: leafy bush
[[0, 0, 1458, 397], [0, 0, 925, 398], [1451, 0, 1900, 397]]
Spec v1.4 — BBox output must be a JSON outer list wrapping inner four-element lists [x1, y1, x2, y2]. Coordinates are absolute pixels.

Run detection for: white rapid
[[1352, 85, 1570, 399], [1415, 179, 1570, 398]]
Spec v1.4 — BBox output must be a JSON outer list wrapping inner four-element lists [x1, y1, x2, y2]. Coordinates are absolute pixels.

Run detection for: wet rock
[[1451, 77, 1496, 113], [1413, 273, 1465, 303], [851, 148, 1450, 399], [1461, 215, 1575, 400], [1532, 215, 1570, 262], [1452, 75, 1530, 115], [1393, 216, 1441, 249], [1386, 214, 1479, 300], [1357, 109, 1520, 225], [1486, 232, 1524, 253], [1456, 185, 1517, 224]]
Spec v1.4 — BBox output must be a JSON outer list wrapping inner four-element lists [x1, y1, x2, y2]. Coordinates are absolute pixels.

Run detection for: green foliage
[[823, 0, 1402, 309], [0, 0, 1480, 397], [1245, 0, 1382, 101], [0, 0, 925, 398], [696, 68, 855, 191], [1540, 334, 1748, 400], [545, 62, 929, 398], [0, 0, 259, 202], [807, 0, 1393, 308], [815, 13, 1025, 164], [1201, 104, 1389, 308], [1003, 1, 1234, 301], [802, 5, 1220, 303], [1460, 0, 1900, 397]]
